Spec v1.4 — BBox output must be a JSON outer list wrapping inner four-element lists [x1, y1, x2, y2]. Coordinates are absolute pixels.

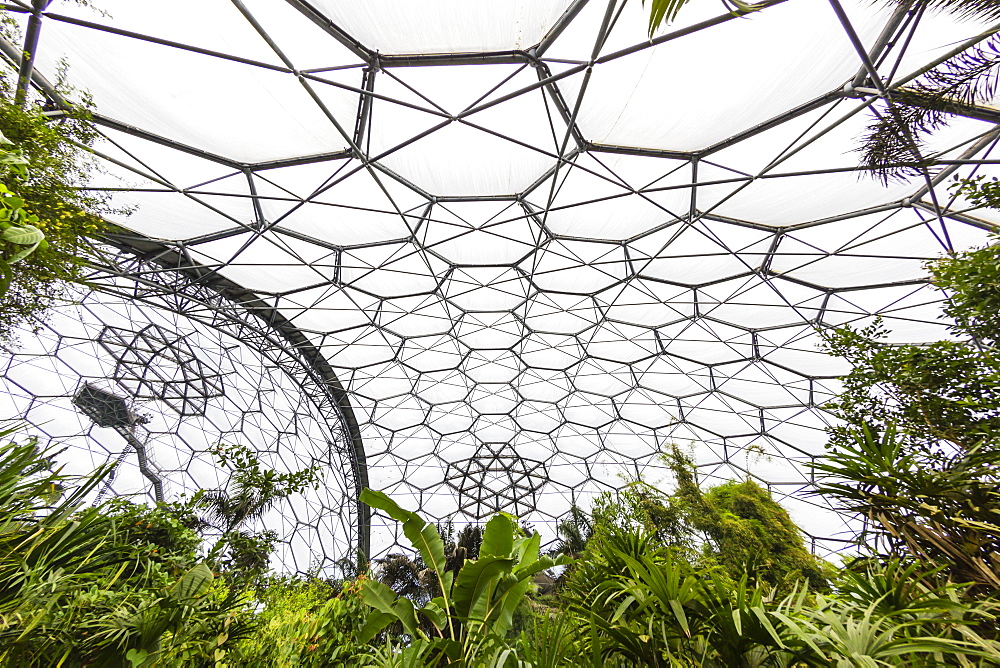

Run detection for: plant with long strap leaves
[[812, 424, 1000, 595], [359, 489, 570, 666]]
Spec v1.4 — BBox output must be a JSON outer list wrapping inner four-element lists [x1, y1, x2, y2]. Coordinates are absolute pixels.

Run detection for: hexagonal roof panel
[[3, 0, 999, 562]]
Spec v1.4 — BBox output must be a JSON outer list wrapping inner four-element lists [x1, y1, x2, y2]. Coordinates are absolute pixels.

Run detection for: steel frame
[[2, 0, 999, 558]]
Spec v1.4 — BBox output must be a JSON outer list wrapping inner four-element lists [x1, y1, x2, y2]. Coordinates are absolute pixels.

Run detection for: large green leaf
[[359, 610, 394, 644], [2, 224, 44, 246], [513, 531, 541, 565], [361, 489, 449, 593], [452, 554, 516, 622], [362, 578, 419, 638], [493, 554, 569, 636], [422, 596, 448, 633], [0, 153, 27, 167], [170, 563, 214, 601], [6, 239, 42, 264], [480, 513, 515, 558]]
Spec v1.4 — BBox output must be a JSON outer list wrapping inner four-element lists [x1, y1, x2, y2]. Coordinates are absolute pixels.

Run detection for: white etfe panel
[[307, 0, 575, 54]]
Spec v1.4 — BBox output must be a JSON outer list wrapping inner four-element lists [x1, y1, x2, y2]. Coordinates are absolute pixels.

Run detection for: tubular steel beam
[[43, 11, 293, 74], [251, 149, 353, 172], [912, 200, 1000, 231], [15, 0, 50, 106], [848, 86, 1000, 125], [380, 50, 531, 67], [850, 0, 915, 88], [90, 114, 244, 169], [701, 90, 843, 158], [534, 0, 592, 58], [98, 233, 373, 563], [282, 0, 374, 63]]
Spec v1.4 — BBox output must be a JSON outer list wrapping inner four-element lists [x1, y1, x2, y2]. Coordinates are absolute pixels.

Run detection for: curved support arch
[[87, 234, 372, 563]]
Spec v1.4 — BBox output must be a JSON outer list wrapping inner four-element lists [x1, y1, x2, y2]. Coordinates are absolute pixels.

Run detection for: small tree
[[190, 442, 321, 589], [816, 218, 1000, 597]]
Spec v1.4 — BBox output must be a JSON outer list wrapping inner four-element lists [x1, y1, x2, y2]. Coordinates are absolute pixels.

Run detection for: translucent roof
[[3, 0, 1000, 560]]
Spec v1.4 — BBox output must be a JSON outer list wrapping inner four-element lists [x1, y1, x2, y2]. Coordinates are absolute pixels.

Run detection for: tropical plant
[[773, 584, 1000, 666], [566, 528, 793, 667], [512, 609, 598, 668], [573, 446, 830, 593], [375, 520, 488, 610], [817, 234, 1000, 597], [0, 425, 254, 667], [853, 0, 1000, 182], [359, 489, 570, 666], [645, 0, 771, 35], [813, 423, 1000, 595], [0, 140, 44, 298], [650, 0, 1000, 182], [187, 442, 321, 589], [551, 505, 592, 560], [0, 74, 115, 341], [565, 522, 1000, 666], [236, 575, 370, 667]]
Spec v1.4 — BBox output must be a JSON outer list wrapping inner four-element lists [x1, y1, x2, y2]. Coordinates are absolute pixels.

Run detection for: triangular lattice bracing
[[1, 0, 998, 567]]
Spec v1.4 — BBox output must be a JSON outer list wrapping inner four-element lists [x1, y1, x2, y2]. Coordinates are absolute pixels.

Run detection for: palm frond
[[888, 0, 1000, 22], [646, 0, 696, 35], [860, 35, 1000, 182], [916, 34, 1000, 106], [859, 104, 941, 184]]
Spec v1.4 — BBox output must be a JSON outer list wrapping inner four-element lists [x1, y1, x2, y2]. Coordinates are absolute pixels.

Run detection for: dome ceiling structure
[[3, 0, 1000, 558]]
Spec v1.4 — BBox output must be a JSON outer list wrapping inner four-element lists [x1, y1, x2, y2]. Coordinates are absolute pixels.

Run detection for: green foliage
[[823, 320, 1000, 451], [236, 576, 369, 667], [103, 498, 204, 579], [645, 0, 770, 35], [359, 489, 570, 666], [773, 577, 1000, 666], [566, 524, 1000, 666], [579, 447, 830, 593], [552, 505, 592, 559], [0, 425, 254, 667], [857, 9, 1000, 181], [513, 608, 596, 668], [188, 442, 322, 590], [818, 234, 1000, 596], [565, 529, 784, 666], [814, 423, 1000, 595], [0, 77, 117, 341], [931, 227, 1000, 349], [196, 442, 322, 534], [663, 445, 832, 591]]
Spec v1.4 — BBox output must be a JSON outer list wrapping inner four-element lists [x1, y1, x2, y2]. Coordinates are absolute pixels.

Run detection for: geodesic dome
[[1, 0, 999, 566]]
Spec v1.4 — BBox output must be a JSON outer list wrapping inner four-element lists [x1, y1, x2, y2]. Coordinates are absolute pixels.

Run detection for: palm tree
[[191, 443, 320, 584], [553, 505, 592, 558]]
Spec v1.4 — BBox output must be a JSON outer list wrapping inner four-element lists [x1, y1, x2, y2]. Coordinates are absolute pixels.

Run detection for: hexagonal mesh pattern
[[1, 0, 998, 559], [445, 445, 547, 520], [98, 323, 225, 417], [1, 246, 364, 571]]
